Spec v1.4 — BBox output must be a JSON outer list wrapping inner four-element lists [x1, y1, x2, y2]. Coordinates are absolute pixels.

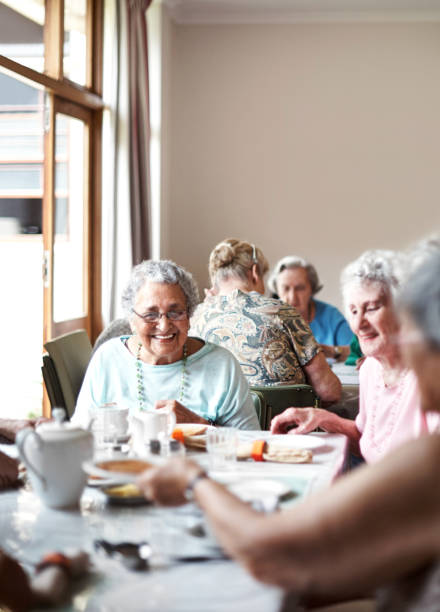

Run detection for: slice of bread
[[173, 423, 208, 437]]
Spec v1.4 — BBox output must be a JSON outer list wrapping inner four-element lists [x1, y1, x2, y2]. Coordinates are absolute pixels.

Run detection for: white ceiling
[[163, 0, 440, 24]]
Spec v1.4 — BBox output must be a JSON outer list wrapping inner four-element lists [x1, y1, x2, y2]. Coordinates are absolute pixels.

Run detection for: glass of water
[[206, 427, 237, 471]]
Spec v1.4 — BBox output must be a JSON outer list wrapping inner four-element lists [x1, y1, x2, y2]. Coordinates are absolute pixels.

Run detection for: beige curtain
[[101, 0, 152, 322], [126, 0, 153, 265]]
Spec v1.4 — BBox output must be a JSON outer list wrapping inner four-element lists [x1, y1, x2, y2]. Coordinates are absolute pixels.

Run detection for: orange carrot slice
[[251, 440, 266, 462], [172, 428, 185, 443]]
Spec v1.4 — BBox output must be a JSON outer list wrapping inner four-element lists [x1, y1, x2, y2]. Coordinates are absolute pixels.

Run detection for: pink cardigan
[[355, 357, 440, 463]]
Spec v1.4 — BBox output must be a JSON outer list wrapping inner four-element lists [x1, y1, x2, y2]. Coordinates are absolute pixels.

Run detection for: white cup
[[90, 404, 129, 449], [206, 427, 237, 471], [130, 409, 176, 453]]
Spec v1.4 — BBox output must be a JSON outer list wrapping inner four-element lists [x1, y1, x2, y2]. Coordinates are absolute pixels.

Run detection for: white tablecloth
[[0, 432, 348, 611]]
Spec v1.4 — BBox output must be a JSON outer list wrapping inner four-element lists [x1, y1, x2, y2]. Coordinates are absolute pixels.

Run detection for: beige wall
[[161, 17, 440, 309]]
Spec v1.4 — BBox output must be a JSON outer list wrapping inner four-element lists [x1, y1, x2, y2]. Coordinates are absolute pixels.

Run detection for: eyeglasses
[[132, 309, 188, 323], [251, 244, 258, 264]]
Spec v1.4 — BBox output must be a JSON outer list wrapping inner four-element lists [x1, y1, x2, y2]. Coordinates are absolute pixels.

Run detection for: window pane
[[53, 113, 87, 322], [0, 69, 44, 233], [64, 0, 87, 86], [0, 1, 44, 73], [0, 68, 44, 420]]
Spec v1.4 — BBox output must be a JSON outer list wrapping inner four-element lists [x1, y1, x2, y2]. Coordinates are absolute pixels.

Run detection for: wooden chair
[[250, 384, 320, 430], [42, 330, 92, 419]]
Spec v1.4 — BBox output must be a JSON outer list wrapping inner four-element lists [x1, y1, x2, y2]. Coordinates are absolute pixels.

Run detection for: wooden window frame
[[0, 0, 104, 415]]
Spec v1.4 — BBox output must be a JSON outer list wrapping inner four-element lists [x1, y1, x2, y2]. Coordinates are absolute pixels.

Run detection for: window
[[0, 0, 103, 418]]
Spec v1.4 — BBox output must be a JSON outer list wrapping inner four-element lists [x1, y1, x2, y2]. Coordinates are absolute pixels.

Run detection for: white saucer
[[226, 478, 290, 503]]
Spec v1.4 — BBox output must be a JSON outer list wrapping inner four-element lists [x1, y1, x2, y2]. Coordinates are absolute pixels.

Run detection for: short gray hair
[[267, 256, 323, 296], [121, 260, 200, 319], [398, 252, 440, 351], [406, 233, 440, 275], [340, 249, 407, 313]]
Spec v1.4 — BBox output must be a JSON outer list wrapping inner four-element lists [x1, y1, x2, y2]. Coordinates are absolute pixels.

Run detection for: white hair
[[340, 249, 408, 314], [399, 252, 440, 350], [267, 255, 323, 296], [406, 233, 440, 275], [121, 259, 200, 320]]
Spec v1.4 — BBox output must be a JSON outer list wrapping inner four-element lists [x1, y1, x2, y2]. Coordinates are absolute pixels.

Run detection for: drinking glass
[[89, 403, 128, 455], [206, 427, 237, 470]]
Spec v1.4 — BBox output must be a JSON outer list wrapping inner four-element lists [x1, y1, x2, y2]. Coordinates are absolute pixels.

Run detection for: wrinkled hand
[[270, 407, 325, 435], [0, 451, 19, 489], [155, 400, 206, 424], [136, 457, 202, 506]]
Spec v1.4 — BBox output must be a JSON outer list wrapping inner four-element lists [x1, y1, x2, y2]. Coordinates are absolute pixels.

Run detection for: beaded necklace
[[135, 340, 188, 411]]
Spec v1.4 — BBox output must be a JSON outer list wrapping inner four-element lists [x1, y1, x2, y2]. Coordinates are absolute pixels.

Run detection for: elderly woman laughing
[[73, 260, 259, 429]]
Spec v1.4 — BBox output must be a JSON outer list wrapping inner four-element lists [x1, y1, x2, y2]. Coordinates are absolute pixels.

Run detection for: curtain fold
[[125, 0, 153, 265], [101, 0, 153, 323]]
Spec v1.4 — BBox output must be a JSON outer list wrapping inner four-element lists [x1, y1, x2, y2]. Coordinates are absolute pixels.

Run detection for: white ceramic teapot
[[16, 408, 94, 509]]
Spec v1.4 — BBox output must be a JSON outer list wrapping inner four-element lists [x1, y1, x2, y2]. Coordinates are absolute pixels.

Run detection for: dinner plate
[[82, 457, 161, 484], [100, 483, 151, 506], [238, 432, 324, 450], [87, 476, 125, 488], [226, 478, 290, 503]]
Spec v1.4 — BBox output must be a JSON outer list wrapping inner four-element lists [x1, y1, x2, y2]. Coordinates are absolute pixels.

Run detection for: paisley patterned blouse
[[190, 290, 319, 386]]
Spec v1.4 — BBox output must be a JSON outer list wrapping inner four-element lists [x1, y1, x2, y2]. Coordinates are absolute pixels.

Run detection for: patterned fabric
[[190, 290, 319, 386]]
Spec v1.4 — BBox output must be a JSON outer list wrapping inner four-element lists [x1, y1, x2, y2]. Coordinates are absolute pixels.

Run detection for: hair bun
[[212, 240, 237, 268]]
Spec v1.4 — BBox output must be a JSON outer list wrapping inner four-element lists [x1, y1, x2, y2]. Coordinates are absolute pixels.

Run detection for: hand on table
[[136, 457, 202, 506], [270, 407, 325, 435], [155, 400, 208, 424]]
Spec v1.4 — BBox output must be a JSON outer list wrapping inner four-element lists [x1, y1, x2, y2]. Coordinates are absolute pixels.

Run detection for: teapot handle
[[15, 428, 47, 489]]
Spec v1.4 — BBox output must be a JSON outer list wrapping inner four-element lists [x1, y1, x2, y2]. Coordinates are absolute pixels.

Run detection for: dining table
[[0, 430, 348, 612]]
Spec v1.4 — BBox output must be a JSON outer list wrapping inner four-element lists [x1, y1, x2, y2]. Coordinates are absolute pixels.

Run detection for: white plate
[[82, 457, 162, 484], [227, 478, 290, 502], [238, 432, 324, 450]]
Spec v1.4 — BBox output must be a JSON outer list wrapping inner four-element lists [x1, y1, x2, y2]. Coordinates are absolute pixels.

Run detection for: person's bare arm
[[303, 351, 341, 405], [0, 418, 49, 442], [270, 407, 361, 456], [139, 435, 440, 603], [0, 451, 19, 489], [319, 344, 350, 362]]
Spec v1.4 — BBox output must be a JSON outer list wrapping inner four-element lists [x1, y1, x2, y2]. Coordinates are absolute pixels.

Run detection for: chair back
[[42, 330, 92, 418], [250, 384, 320, 430], [250, 390, 267, 430]]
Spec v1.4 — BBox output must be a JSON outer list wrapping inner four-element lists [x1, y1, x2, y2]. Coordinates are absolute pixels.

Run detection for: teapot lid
[[36, 408, 91, 440]]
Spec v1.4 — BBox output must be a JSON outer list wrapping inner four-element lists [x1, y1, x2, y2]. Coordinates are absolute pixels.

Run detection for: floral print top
[[190, 290, 320, 386]]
